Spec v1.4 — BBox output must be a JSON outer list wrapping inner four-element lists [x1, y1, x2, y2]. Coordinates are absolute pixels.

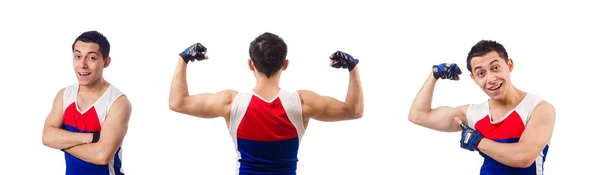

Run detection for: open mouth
[[78, 72, 91, 76], [488, 83, 503, 91]]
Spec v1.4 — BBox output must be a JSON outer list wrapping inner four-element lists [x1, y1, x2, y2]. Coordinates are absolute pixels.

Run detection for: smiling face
[[469, 51, 514, 101], [72, 41, 110, 86]]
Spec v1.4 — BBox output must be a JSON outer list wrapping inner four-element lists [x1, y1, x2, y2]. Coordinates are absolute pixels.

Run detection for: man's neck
[[490, 85, 526, 108], [79, 79, 108, 94], [253, 75, 281, 99]]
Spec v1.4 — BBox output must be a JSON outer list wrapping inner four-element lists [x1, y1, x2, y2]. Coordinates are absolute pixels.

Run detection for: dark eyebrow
[[489, 59, 499, 65], [474, 59, 500, 71], [73, 50, 98, 55]]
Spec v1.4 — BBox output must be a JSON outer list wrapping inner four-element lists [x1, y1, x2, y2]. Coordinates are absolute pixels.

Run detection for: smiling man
[[42, 31, 131, 175], [408, 40, 555, 174]]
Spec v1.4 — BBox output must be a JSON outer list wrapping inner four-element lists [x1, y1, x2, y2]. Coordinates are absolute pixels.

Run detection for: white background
[[1, 0, 598, 174]]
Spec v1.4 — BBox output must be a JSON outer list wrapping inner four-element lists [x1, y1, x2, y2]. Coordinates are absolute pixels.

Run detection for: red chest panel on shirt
[[63, 102, 102, 132], [474, 110, 525, 140], [237, 96, 298, 141]]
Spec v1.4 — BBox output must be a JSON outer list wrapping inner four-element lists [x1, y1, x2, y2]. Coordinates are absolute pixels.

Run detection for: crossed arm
[[42, 89, 132, 165], [476, 101, 556, 168], [63, 96, 131, 165], [42, 89, 94, 149]]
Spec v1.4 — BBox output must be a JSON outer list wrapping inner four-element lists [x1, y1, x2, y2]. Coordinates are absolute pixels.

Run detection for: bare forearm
[[42, 127, 92, 149], [478, 138, 533, 168], [169, 58, 189, 108], [345, 67, 364, 118], [408, 73, 437, 120], [64, 143, 112, 165]]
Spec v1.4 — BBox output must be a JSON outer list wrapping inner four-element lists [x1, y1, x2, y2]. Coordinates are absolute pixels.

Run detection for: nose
[[77, 58, 88, 69], [487, 75, 498, 84]]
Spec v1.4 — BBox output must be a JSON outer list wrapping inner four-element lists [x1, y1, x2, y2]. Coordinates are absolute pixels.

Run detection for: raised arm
[[63, 96, 132, 165], [476, 101, 556, 168], [408, 63, 467, 132], [42, 88, 94, 149], [299, 66, 363, 121], [299, 51, 363, 122], [168, 43, 237, 119]]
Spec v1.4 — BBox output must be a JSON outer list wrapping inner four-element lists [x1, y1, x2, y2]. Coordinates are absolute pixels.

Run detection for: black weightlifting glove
[[330, 51, 359, 71], [459, 122, 484, 151], [179, 43, 207, 64], [432, 63, 462, 80], [91, 132, 100, 143]]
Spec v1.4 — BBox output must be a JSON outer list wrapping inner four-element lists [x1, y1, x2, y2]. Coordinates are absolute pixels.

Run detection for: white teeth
[[79, 72, 91, 75], [489, 83, 502, 90]]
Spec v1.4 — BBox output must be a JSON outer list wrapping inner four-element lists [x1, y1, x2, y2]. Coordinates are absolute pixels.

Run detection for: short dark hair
[[249, 32, 287, 78], [466, 40, 508, 72], [72, 31, 110, 59]]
